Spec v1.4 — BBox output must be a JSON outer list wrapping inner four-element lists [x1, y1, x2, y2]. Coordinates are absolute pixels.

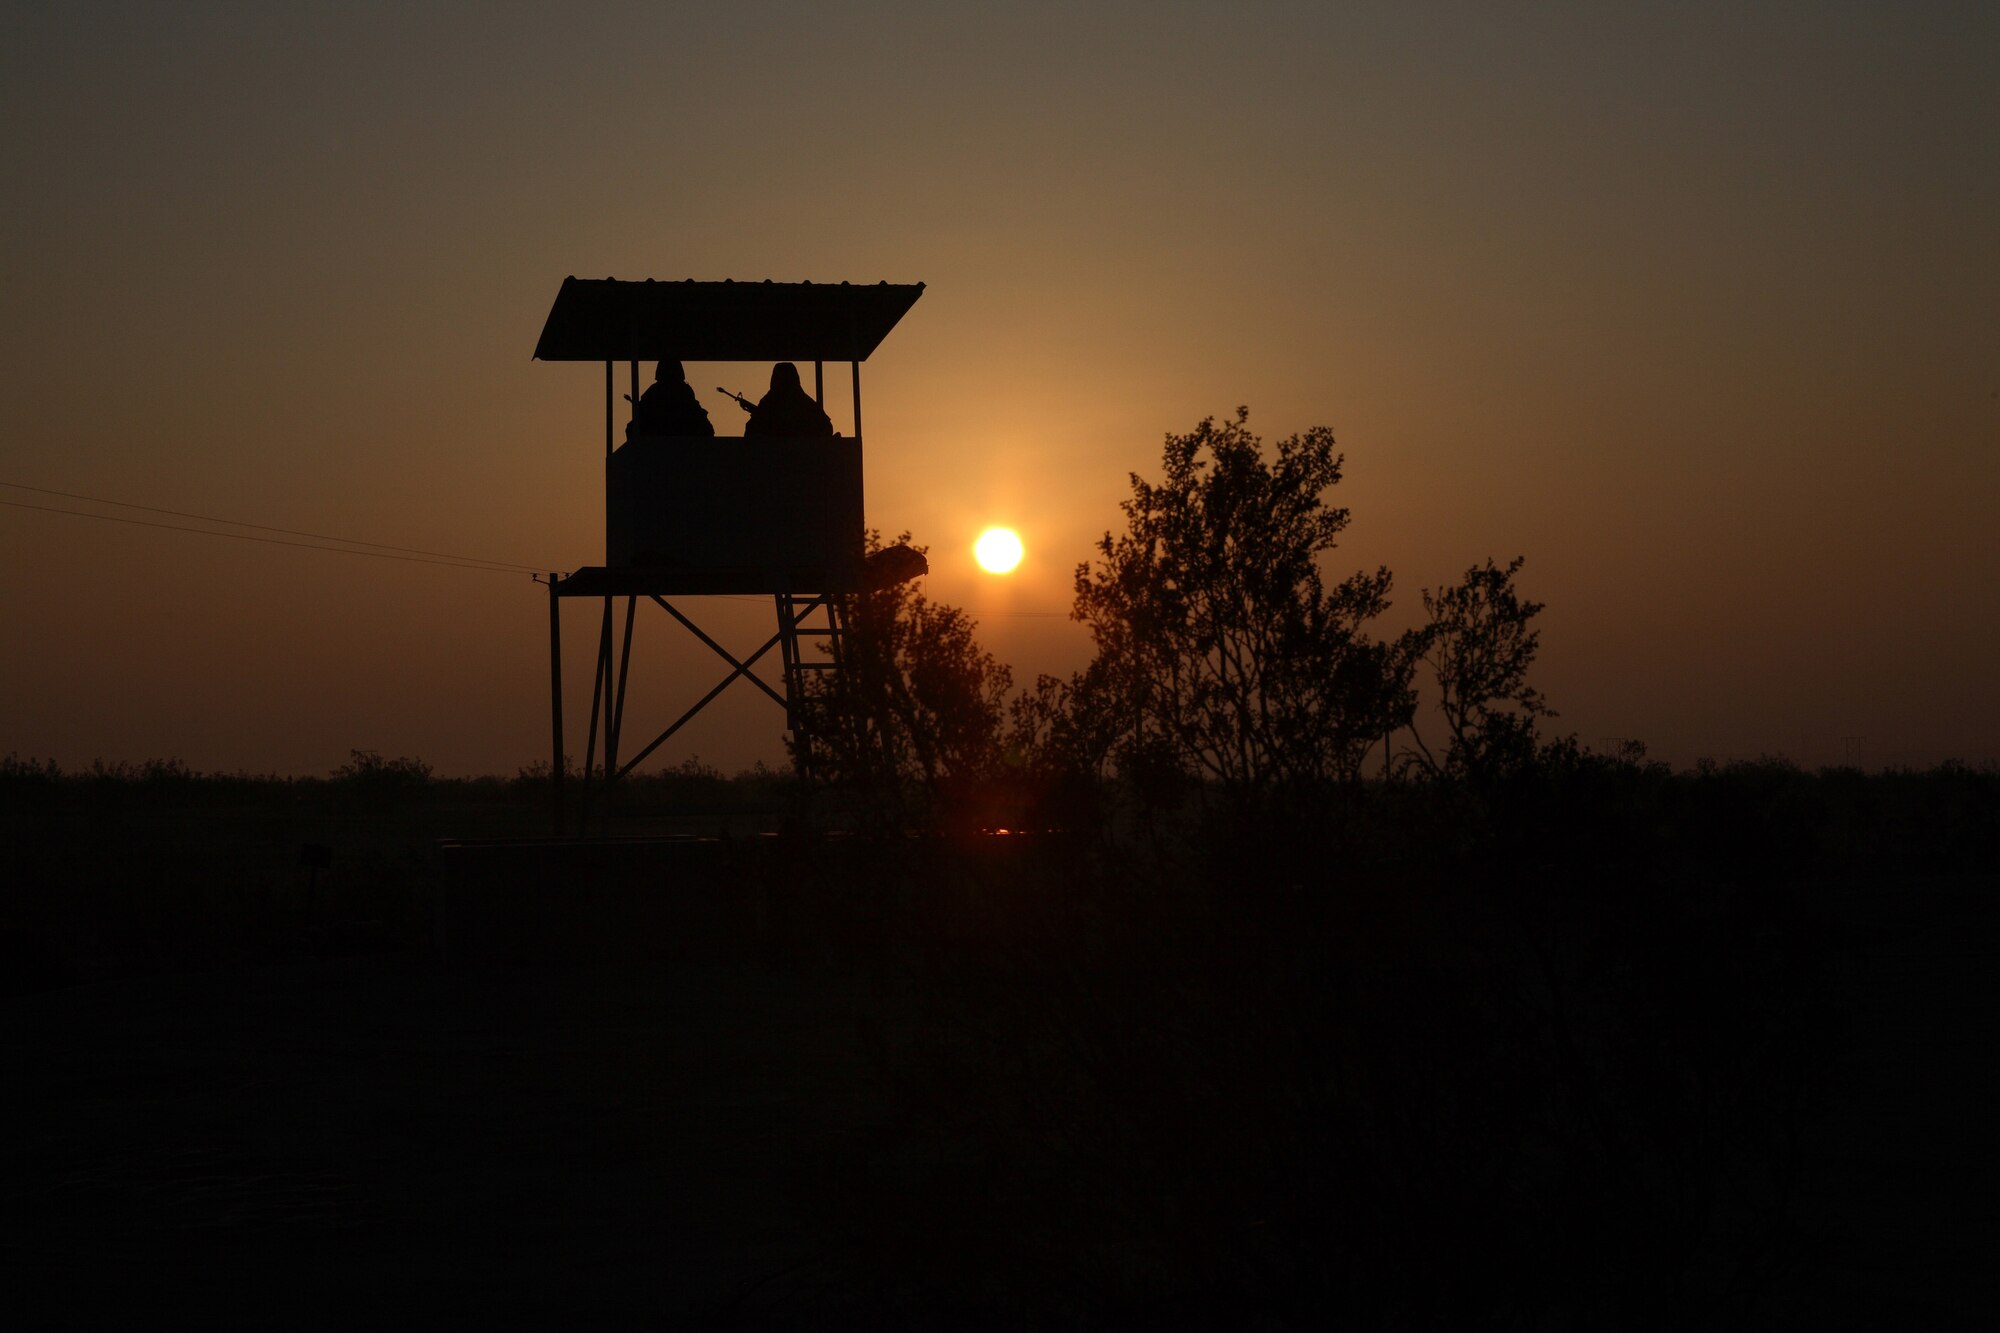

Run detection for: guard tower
[[534, 277, 926, 832]]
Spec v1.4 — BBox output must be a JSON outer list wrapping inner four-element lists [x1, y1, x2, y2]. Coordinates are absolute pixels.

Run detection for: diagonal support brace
[[650, 595, 791, 711], [614, 626, 789, 780]]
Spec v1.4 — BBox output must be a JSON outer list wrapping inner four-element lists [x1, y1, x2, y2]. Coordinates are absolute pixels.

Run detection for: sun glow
[[974, 527, 1024, 574]]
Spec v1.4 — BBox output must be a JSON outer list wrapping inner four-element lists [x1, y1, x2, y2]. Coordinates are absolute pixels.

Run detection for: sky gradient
[[4, 1, 1995, 775]]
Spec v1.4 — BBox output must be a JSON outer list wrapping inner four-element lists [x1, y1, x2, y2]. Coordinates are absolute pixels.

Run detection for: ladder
[[776, 592, 848, 760]]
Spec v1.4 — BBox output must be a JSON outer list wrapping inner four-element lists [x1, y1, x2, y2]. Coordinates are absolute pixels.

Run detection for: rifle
[[717, 387, 757, 413]]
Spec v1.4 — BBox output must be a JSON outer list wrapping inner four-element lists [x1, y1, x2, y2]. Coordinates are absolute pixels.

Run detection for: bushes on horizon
[[330, 749, 434, 813]]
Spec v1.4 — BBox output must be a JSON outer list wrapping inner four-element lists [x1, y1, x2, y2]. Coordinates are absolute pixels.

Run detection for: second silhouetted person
[[745, 362, 834, 437]]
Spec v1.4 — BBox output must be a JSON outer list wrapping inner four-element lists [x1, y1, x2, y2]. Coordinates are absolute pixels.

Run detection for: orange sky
[[3, 3, 1996, 775]]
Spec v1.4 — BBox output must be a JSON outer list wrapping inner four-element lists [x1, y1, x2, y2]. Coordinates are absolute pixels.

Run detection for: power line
[[1, 499, 543, 575], [0, 480, 544, 573], [1, 480, 1079, 609]]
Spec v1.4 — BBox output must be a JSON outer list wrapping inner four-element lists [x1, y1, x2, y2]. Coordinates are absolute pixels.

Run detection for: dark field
[[3, 760, 1995, 1327]]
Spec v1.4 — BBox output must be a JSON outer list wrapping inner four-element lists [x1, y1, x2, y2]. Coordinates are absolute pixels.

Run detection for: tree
[[1008, 659, 1121, 785], [1004, 656, 1126, 833], [1060, 408, 1419, 801], [790, 532, 1013, 829], [1402, 556, 1555, 782]]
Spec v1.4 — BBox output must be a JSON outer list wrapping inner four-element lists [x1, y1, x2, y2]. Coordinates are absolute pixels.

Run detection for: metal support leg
[[608, 595, 635, 779], [778, 594, 809, 775], [579, 597, 610, 833], [776, 594, 800, 730], [826, 594, 847, 667], [548, 574, 564, 836]]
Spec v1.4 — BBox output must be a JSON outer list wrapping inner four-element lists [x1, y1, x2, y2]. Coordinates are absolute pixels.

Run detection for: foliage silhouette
[[1049, 408, 1418, 805], [789, 531, 1013, 830], [1401, 555, 1556, 783], [1005, 661, 1123, 832], [330, 748, 435, 814]]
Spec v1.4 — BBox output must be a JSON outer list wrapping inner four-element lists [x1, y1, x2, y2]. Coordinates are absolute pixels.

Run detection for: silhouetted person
[[744, 362, 834, 437], [627, 361, 714, 440]]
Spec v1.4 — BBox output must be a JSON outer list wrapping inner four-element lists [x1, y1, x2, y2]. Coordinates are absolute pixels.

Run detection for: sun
[[974, 527, 1024, 574]]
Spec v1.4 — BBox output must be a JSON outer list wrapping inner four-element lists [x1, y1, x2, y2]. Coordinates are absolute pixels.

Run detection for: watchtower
[[533, 276, 925, 832]]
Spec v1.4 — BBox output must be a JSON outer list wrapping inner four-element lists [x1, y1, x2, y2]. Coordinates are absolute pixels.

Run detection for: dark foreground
[[4, 765, 1997, 1326], [6, 953, 899, 1323], [0, 868, 1992, 1320]]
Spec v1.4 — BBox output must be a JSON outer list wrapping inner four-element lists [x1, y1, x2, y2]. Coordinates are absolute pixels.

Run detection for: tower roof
[[533, 277, 925, 362]]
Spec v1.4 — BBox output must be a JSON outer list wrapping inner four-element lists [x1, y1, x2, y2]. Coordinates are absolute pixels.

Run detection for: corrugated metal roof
[[532, 277, 925, 362]]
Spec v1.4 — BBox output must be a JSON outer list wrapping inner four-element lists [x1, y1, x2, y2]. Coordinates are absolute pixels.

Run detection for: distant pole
[[813, 360, 824, 407], [850, 359, 862, 440], [548, 574, 564, 836], [604, 360, 613, 459], [630, 360, 640, 431]]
